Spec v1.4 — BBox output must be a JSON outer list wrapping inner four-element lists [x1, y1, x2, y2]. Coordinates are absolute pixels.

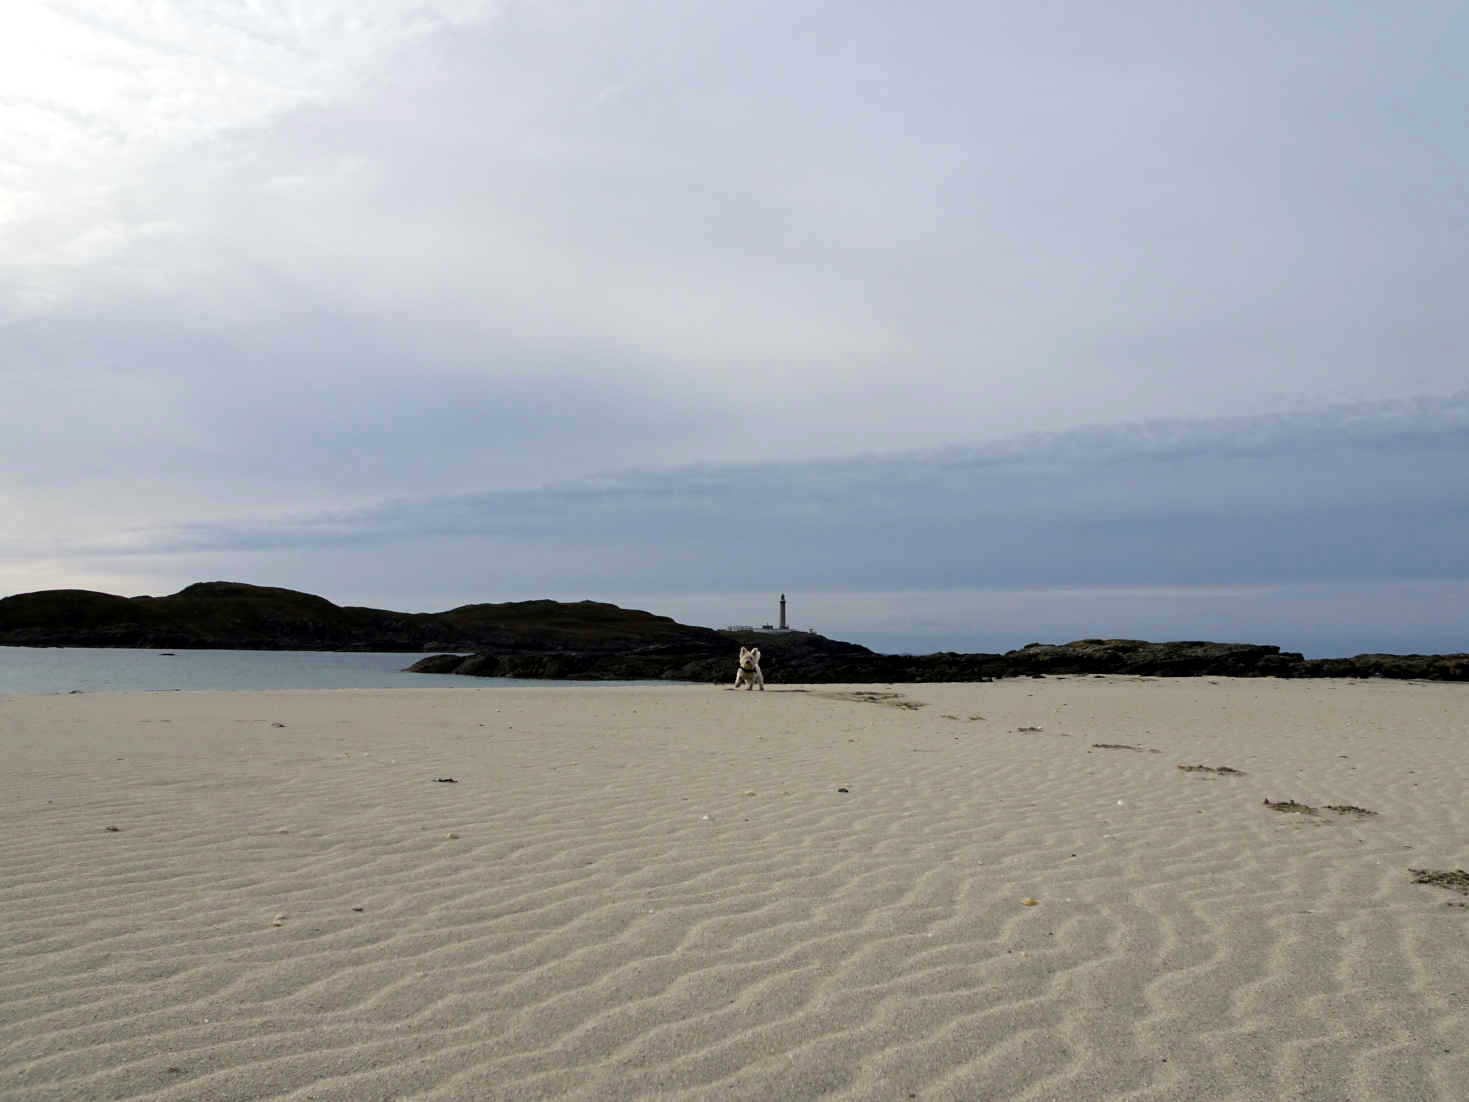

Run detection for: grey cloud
[[70, 395, 1468, 595], [1, 293, 721, 504]]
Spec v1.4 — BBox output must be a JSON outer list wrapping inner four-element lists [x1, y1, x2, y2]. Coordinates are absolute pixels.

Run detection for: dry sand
[[1, 677, 1466, 1101]]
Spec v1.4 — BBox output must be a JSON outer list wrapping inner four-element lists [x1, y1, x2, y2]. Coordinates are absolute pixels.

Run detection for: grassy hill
[[0, 581, 730, 652]]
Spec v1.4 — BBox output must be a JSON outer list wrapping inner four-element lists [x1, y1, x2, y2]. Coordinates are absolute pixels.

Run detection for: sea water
[[0, 647, 666, 695]]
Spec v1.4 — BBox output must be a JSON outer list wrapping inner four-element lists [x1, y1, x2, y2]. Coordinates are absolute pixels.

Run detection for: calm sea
[[0, 647, 659, 695]]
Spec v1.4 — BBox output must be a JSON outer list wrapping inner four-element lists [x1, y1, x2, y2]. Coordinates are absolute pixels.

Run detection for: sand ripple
[[2, 679, 1467, 1099]]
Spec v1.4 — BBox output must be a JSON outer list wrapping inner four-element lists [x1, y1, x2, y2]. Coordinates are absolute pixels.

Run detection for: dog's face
[[739, 646, 761, 670]]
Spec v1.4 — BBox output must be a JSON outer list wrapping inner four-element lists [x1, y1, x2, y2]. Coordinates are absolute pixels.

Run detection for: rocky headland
[[0, 582, 729, 654], [3, 581, 1464, 682], [408, 634, 1469, 683]]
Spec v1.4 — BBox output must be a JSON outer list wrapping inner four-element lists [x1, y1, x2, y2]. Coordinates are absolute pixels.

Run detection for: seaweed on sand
[[1263, 798, 1318, 815], [1409, 868, 1469, 895]]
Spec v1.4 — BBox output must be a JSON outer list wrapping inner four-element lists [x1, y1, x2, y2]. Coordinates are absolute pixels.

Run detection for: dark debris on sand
[[1264, 798, 1318, 815], [819, 691, 925, 710], [1264, 799, 1379, 819], [1410, 868, 1469, 895]]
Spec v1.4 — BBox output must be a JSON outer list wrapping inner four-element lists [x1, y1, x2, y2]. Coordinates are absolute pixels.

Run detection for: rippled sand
[[2, 678, 1467, 1100]]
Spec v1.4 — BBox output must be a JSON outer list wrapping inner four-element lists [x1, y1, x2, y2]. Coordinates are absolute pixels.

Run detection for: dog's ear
[[739, 646, 749, 658], [751, 648, 760, 660]]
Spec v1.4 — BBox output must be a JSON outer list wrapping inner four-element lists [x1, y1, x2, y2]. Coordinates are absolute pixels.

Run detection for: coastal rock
[[999, 639, 1303, 677], [408, 636, 1469, 684], [1299, 653, 1469, 681], [405, 654, 468, 674]]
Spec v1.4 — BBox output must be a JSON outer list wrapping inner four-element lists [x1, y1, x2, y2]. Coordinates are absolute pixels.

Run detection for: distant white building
[[755, 593, 807, 634], [727, 595, 815, 635]]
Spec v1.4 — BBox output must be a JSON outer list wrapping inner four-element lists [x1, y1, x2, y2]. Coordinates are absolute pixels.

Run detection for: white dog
[[732, 646, 764, 691]]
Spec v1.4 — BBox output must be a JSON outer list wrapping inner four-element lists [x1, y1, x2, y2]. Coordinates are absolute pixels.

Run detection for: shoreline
[[3, 679, 1466, 1099]]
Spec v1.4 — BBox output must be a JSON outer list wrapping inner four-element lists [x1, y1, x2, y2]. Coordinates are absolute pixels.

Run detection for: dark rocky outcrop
[[988, 639, 1467, 682], [410, 635, 1469, 683], [997, 639, 1303, 678], [405, 628, 893, 682]]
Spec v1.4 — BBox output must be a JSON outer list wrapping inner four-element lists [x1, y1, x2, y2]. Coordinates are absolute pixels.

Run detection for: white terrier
[[732, 646, 764, 691]]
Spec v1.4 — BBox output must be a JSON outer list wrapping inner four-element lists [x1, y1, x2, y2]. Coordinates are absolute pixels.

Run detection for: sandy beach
[[2, 677, 1466, 1101]]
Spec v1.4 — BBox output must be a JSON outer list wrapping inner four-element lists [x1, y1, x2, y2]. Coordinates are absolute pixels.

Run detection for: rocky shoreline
[[4, 581, 1464, 682], [408, 635, 1469, 684]]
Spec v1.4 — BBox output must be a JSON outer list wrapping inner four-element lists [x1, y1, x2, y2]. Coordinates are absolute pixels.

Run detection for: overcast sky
[[3, 1, 1465, 657]]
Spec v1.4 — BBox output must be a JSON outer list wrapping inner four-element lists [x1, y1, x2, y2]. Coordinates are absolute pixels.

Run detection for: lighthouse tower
[[779, 593, 787, 630]]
